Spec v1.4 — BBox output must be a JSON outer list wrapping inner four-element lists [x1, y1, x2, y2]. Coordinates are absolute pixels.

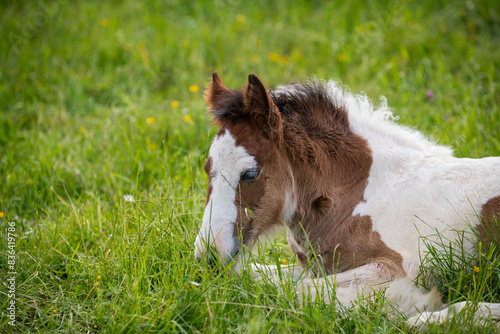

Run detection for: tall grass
[[1, 0, 499, 332]]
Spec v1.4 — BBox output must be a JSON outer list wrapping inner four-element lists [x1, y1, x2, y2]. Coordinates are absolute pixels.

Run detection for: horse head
[[194, 72, 295, 268]]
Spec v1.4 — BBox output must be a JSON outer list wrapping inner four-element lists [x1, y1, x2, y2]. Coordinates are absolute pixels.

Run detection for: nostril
[[207, 247, 218, 268], [230, 246, 240, 259]]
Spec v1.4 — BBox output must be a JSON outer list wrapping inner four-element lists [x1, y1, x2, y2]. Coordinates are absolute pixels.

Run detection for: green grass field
[[1, 0, 500, 332]]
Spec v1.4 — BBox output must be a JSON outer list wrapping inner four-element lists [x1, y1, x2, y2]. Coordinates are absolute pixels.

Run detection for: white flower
[[123, 195, 135, 202]]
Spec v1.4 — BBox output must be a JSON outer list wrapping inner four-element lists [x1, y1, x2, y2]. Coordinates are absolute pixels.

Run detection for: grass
[[1, 0, 500, 332]]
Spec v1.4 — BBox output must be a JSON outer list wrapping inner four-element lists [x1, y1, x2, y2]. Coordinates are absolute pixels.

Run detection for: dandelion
[[189, 85, 199, 93], [97, 275, 101, 280], [0, 212, 4, 218], [236, 14, 245, 24], [183, 115, 193, 123], [171, 100, 179, 108], [101, 18, 110, 27], [473, 266, 480, 273], [146, 116, 155, 125], [280, 258, 287, 265], [95, 281, 100, 286], [338, 53, 347, 63], [280, 55, 290, 64], [269, 52, 280, 63]]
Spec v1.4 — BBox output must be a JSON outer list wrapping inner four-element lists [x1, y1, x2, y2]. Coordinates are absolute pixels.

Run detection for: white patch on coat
[[282, 186, 297, 224], [194, 130, 257, 261], [333, 81, 500, 280]]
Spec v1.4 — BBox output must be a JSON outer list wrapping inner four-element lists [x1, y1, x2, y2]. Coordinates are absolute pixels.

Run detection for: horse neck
[[288, 139, 371, 230], [347, 111, 454, 170]]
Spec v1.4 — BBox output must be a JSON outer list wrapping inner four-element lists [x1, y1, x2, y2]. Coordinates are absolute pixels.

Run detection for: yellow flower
[[97, 275, 101, 280], [269, 52, 280, 63], [338, 53, 347, 63], [101, 18, 110, 27], [146, 117, 155, 125], [473, 266, 480, 273], [183, 115, 193, 123], [280, 258, 287, 265], [0, 212, 4, 218], [280, 55, 290, 64], [53, 310, 56, 313], [148, 143, 157, 150], [236, 14, 245, 24], [171, 100, 179, 108], [95, 281, 100, 286], [189, 85, 199, 93]]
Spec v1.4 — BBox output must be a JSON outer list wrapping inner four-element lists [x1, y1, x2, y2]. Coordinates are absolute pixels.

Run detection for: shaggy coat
[[194, 72, 500, 328]]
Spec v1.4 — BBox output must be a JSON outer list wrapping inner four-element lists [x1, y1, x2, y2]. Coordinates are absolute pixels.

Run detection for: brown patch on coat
[[221, 119, 291, 248], [204, 72, 406, 280], [311, 195, 333, 217], [477, 196, 500, 255]]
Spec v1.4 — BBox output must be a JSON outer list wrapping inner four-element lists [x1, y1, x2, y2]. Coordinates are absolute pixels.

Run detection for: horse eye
[[241, 168, 260, 180]]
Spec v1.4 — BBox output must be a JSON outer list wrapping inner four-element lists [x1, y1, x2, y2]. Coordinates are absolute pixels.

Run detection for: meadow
[[1, 0, 500, 332]]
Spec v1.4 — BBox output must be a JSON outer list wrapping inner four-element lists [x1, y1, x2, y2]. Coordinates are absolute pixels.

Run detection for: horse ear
[[244, 74, 283, 143], [205, 71, 230, 109]]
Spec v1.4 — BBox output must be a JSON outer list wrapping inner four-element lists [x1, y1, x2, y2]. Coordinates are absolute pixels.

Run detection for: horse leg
[[250, 263, 309, 282], [407, 301, 500, 329], [296, 263, 441, 317]]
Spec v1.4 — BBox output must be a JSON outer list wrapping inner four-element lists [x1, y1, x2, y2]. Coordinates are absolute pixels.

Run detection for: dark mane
[[269, 81, 358, 165], [208, 79, 365, 166]]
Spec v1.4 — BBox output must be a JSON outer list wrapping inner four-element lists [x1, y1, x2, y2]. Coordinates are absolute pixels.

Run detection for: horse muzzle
[[194, 222, 241, 268]]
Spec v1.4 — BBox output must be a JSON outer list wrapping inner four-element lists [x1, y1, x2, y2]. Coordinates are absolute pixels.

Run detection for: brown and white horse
[[194, 72, 500, 327]]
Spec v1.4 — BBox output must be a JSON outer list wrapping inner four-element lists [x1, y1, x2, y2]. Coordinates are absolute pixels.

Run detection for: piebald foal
[[194, 72, 500, 327]]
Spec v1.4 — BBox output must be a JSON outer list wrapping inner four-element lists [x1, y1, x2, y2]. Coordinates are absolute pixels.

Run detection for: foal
[[194, 72, 500, 327]]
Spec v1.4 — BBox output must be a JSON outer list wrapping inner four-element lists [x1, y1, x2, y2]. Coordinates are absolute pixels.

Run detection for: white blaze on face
[[194, 130, 257, 261]]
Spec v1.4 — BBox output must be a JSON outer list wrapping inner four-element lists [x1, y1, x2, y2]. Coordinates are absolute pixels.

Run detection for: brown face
[[194, 73, 291, 266]]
